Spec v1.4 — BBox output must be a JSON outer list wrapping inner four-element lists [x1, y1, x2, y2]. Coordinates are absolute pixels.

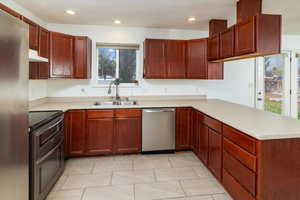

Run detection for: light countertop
[[30, 98, 300, 140]]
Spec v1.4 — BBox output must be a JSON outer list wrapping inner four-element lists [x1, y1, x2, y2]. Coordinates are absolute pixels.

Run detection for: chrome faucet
[[108, 78, 121, 101]]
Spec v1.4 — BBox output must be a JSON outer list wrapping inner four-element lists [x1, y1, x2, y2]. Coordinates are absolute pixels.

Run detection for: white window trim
[[92, 45, 140, 88]]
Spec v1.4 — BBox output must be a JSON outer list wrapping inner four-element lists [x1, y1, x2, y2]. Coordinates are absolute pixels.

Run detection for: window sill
[[92, 83, 140, 88]]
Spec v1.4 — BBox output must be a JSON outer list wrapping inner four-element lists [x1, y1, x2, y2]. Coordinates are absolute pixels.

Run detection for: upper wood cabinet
[[186, 39, 208, 79], [50, 32, 74, 78], [143, 39, 167, 79], [38, 27, 50, 79], [22, 17, 39, 50], [220, 26, 235, 59], [176, 108, 192, 150], [74, 36, 92, 79], [208, 34, 220, 61], [166, 40, 186, 79], [0, 3, 22, 19], [235, 17, 256, 56]]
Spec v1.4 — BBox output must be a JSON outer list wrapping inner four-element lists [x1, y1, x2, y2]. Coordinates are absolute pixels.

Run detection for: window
[[97, 44, 139, 84]]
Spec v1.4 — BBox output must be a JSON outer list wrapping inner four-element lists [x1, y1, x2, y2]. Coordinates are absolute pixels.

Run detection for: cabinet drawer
[[223, 151, 256, 196], [203, 116, 222, 133], [223, 138, 256, 172], [223, 169, 255, 200], [115, 109, 141, 118], [87, 110, 114, 119], [223, 124, 256, 155]]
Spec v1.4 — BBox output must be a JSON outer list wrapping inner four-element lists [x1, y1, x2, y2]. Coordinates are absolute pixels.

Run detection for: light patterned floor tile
[[162, 195, 214, 200], [181, 178, 225, 196], [192, 166, 214, 178], [169, 156, 202, 168], [93, 160, 133, 173], [112, 170, 155, 185], [51, 175, 69, 191], [134, 158, 172, 170], [62, 172, 111, 189], [135, 181, 185, 200], [46, 189, 83, 200], [213, 193, 233, 200], [82, 185, 134, 200], [155, 167, 199, 181]]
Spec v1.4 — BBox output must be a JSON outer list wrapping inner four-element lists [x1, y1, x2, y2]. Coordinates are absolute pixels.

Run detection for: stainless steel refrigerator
[[0, 10, 29, 200]]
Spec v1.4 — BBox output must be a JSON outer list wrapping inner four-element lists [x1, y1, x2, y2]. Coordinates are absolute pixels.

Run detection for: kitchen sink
[[94, 100, 138, 106]]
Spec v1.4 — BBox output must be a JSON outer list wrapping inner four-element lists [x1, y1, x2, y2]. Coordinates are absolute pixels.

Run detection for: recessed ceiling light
[[114, 20, 121, 24], [188, 17, 196, 22], [65, 10, 76, 15]]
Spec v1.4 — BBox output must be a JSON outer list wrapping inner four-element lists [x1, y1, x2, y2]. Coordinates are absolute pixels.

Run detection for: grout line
[[153, 168, 158, 182], [133, 184, 136, 200], [80, 187, 87, 200], [178, 180, 187, 197]]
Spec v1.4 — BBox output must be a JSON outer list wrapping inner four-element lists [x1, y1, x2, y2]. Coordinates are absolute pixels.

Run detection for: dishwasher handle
[[143, 108, 175, 113]]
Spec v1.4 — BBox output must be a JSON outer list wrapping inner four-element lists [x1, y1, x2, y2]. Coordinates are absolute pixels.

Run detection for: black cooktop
[[29, 111, 63, 132]]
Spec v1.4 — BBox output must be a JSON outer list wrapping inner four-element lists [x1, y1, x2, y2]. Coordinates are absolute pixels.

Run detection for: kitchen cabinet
[[191, 111, 203, 155], [74, 36, 92, 79], [235, 17, 256, 56], [22, 17, 39, 50], [0, 3, 22, 19], [220, 26, 235, 59], [208, 34, 220, 61], [143, 39, 167, 79], [86, 110, 114, 155], [66, 110, 86, 156], [176, 108, 192, 150], [37, 27, 50, 79], [199, 125, 209, 165], [50, 32, 74, 78], [209, 19, 227, 38], [114, 109, 142, 154], [166, 40, 186, 79], [208, 128, 222, 180], [186, 39, 208, 79]]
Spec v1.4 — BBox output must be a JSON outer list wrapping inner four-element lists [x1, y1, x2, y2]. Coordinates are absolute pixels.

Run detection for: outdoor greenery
[[264, 98, 282, 115], [98, 48, 116, 80], [119, 49, 136, 83]]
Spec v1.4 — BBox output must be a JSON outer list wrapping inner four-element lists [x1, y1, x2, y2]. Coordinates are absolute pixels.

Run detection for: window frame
[[94, 44, 140, 88]]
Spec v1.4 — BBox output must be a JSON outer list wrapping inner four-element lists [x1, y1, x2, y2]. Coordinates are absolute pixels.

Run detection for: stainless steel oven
[[29, 113, 65, 200]]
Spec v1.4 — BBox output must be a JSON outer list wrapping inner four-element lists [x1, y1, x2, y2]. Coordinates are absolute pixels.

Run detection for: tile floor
[[47, 151, 233, 200]]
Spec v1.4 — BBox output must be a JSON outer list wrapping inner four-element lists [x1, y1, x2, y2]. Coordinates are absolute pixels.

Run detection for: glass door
[[255, 52, 291, 116], [290, 52, 300, 119]]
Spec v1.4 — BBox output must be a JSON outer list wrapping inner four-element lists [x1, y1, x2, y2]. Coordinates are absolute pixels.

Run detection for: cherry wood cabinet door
[[38, 27, 50, 79], [0, 3, 22, 19], [166, 40, 186, 78], [67, 110, 86, 156], [235, 16, 256, 56], [208, 128, 222, 180], [208, 34, 220, 61], [220, 26, 235, 59], [199, 125, 209, 165], [74, 36, 92, 79], [22, 17, 39, 50], [29, 63, 39, 80], [176, 108, 191, 150], [191, 111, 203, 154], [114, 117, 141, 154], [143, 39, 167, 78], [186, 39, 208, 79], [86, 118, 114, 155], [50, 32, 74, 78]]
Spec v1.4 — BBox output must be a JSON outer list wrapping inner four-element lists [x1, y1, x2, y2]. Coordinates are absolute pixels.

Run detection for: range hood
[[28, 49, 48, 62]]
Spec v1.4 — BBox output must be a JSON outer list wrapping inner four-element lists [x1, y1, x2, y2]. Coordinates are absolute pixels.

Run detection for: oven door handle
[[36, 140, 63, 165], [42, 117, 64, 133]]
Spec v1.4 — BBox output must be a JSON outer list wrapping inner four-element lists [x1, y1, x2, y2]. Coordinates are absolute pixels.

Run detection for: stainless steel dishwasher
[[142, 108, 176, 153]]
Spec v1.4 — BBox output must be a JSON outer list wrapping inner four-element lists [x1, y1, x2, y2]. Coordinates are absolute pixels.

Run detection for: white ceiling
[[12, 0, 300, 34]]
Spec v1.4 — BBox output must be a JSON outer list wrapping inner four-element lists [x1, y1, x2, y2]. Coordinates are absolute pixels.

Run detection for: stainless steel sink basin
[[94, 100, 138, 106]]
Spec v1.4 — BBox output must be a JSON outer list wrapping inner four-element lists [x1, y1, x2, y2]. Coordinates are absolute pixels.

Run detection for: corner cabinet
[[50, 32, 74, 78], [176, 108, 192, 150]]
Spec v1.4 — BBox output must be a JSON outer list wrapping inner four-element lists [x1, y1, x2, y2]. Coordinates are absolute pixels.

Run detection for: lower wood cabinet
[[198, 125, 209, 165], [176, 108, 192, 150], [208, 128, 222, 180], [65, 109, 142, 156]]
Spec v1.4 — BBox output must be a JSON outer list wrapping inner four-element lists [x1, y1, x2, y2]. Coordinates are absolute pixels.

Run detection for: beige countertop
[[30, 98, 300, 140]]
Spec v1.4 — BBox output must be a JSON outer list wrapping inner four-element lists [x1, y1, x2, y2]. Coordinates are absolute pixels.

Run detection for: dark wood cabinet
[[74, 36, 92, 79], [220, 26, 235, 59], [22, 17, 39, 50], [143, 39, 167, 78], [166, 40, 186, 79], [67, 110, 86, 156], [50, 32, 74, 78], [114, 109, 142, 154], [186, 39, 208, 79], [176, 108, 192, 150], [191, 111, 203, 155], [208, 34, 220, 61], [38, 27, 50, 79], [199, 125, 209, 165], [86, 110, 114, 155], [235, 17, 256, 56], [208, 128, 222, 180], [0, 3, 22, 19]]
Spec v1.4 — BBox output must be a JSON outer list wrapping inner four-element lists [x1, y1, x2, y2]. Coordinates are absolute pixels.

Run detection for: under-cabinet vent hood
[[28, 49, 48, 62]]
